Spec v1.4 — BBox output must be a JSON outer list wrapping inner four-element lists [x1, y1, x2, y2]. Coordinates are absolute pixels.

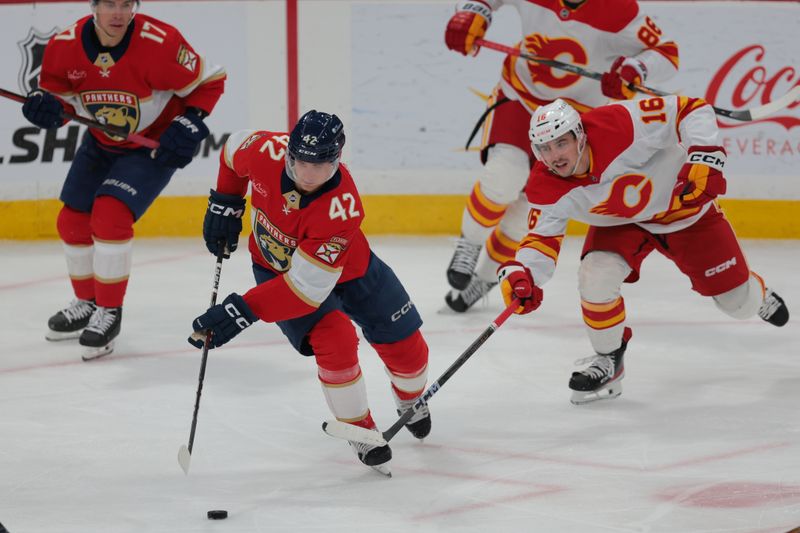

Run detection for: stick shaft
[[186, 247, 226, 454], [0, 87, 159, 149], [474, 39, 798, 122], [381, 299, 519, 442]]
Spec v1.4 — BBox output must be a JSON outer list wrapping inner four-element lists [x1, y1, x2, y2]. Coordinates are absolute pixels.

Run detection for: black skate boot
[[47, 299, 96, 341], [79, 306, 122, 361], [393, 392, 432, 440], [758, 288, 789, 327], [445, 277, 497, 313], [349, 433, 392, 477], [569, 327, 632, 405], [446, 236, 482, 290]]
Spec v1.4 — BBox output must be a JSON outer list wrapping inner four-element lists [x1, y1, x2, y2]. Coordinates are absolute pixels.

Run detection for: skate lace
[[61, 299, 95, 322], [397, 397, 430, 425], [459, 278, 497, 307], [449, 238, 482, 275], [85, 307, 117, 335], [573, 354, 614, 379], [758, 289, 781, 320], [349, 437, 378, 459]]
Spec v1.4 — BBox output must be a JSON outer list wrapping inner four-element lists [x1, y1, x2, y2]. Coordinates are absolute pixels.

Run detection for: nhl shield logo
[[17, 27, 58, 94]]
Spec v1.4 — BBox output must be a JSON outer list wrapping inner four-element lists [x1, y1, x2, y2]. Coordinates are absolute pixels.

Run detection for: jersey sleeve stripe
[[286, 248, 343, 305]]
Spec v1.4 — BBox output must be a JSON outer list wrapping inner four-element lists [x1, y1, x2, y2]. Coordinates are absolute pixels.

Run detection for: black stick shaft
[[186, 246, 226, 454], [381, 299, 519, 442], [474, 39, 778, 122]]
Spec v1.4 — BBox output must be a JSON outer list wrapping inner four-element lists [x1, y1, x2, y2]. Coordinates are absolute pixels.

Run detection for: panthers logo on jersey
[[81, 91, 140, 140], [254, 209, 297, 272]]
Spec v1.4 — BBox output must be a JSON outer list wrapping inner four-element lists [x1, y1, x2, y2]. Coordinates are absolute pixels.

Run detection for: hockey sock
[[713, 271, 765, 319], [91, 196, 134, 308], [312, 311, 376, 429], [372, 330, 429, 400], [57, 205, 95, 300], [582, 297, 627, 355]]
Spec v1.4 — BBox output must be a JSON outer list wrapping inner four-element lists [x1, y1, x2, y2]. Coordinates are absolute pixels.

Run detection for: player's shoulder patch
[[313, 237, 349, 266], [176, 44, 198, 73]]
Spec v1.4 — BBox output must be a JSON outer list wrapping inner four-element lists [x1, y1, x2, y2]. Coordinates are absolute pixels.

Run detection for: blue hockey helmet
[[286, 110, 345, 183]]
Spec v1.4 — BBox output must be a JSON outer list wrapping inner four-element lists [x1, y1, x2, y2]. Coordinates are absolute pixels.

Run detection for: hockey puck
[[207, 510, 228, 520]]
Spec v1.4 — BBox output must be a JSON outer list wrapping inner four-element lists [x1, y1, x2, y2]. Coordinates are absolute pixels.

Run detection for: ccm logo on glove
[[224, 302, 252, 329], [687, 151, 725, 169]]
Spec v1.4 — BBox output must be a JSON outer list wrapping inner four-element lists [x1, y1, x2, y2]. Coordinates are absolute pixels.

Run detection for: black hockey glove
[[22, 90, 64, 129], [188, 293, 259, 349], [204, 189, 246, 257], [153, 109, 209, 168]]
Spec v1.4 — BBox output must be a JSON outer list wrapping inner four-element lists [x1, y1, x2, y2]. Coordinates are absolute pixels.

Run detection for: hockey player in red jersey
[[188, 110, 431, 475], [21, 0, 226, 360], [498, 97, 790, 404], [443, 0, 679, 312]]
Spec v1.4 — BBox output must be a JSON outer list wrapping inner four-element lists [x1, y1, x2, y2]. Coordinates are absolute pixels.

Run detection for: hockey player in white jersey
[[498, 97, 790, 404], [443, 0, 679, 312]]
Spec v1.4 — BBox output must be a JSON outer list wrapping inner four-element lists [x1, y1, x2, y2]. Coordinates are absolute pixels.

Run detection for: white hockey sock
[[93, 239, 132, 285], [318, 364, 371, 423], [63, 242, 94, 282]]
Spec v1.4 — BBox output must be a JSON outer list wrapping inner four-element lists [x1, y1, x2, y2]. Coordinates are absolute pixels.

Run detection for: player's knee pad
[[713, 273, 763, 319], [310, 311, 360, 371], [579, 251, 631, 303], [57, 205, 93, 245], [480, 144, 531, 205], [90, 196, 134, 241]]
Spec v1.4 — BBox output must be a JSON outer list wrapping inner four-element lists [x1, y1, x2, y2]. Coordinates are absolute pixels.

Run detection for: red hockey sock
[[91, 196, 134, 307]]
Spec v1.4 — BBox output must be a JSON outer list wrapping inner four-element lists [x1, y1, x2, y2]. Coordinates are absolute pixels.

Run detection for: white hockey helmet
[[528, 98, 586, 170]]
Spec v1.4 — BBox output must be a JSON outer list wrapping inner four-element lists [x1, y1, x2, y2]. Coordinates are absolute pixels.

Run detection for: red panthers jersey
[[216, 130, 372, 323], [39, 14, 225, 149]]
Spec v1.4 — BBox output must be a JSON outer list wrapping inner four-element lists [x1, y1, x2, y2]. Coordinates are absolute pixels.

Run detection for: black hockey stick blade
[[323, 299, 520, 446]]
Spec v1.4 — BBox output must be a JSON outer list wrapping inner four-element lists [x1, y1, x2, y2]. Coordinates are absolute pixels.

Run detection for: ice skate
[[758, 288, 789, 327], [79, 306, 122, 361], [445, 277, 497, 313], [569, 327, 631, 405], [46, 299, 96, 341], [446, 236, 482, 290], [349, 432, 392, 477], [392, 392, 432, 440]]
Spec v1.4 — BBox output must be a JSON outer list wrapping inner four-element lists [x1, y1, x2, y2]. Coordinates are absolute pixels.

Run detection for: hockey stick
[[475, 39, 800, 122], [322, 298, 520, 447], [178, 243, 226, 475], [0, 87, 159, 149]]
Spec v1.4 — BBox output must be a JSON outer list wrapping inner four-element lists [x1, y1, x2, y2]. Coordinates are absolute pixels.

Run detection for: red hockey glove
[[601, 56, 647, 100], [444, 1, 492, 56], [675, 146, 727, 207], [497, 261, 543, 315]]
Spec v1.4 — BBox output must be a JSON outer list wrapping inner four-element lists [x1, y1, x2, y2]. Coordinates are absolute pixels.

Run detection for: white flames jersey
[[475, 0, 679, 112], [517, 95, 720, 286]]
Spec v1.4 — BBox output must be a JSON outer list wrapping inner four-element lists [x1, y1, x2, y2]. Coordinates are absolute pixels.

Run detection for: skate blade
[[46, 330, 82, 341], [81, 341, 115, 361], [570, 382, 623, 405], [369, 463, 392, 477]]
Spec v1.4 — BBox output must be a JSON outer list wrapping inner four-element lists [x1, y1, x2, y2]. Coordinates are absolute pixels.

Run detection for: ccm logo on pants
[[391, 301, 414, 322], [705, 257, 736, 277]]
